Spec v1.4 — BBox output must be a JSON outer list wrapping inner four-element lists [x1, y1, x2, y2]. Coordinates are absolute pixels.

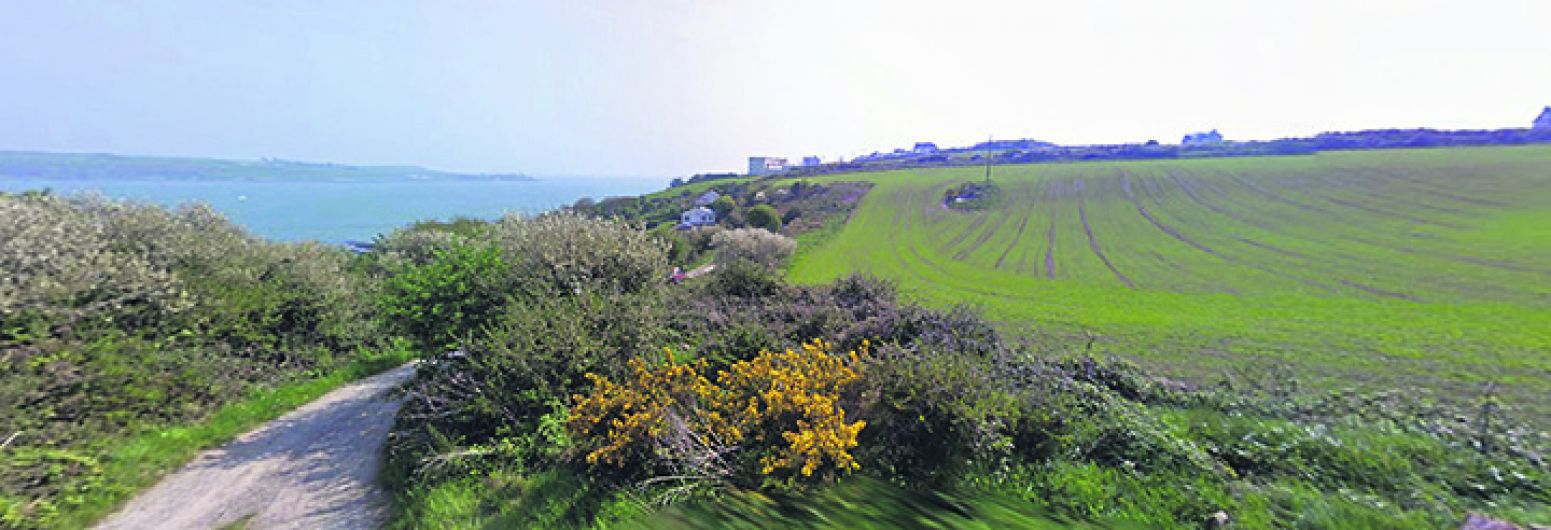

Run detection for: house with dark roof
[[913, 142, 939, 154], [1535, 107, 1551, 129]]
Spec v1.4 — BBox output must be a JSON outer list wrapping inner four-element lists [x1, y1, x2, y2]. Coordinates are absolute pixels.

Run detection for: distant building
[[1182, 129, 1225, 145], [693, 190, 721, 207], [748, 156, 788, 176], [678, 206, 716, 229], [1536, 107, 1551, 129], [913, 142, 939, 154], [801, 155, 822, 166]]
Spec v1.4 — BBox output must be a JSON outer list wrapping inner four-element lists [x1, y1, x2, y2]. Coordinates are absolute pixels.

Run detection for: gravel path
[[95, 363, 418, 530]]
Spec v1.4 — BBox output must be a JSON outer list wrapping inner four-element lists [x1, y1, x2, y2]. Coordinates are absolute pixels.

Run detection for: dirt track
[[95, 363, 418, 530]]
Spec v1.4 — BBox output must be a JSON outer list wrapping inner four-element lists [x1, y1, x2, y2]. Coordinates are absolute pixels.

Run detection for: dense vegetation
[[0, 191, 401, 529], [568, 178, 869, 267], [375, 211, 1547, 528], [6, 144, 1550, 528]]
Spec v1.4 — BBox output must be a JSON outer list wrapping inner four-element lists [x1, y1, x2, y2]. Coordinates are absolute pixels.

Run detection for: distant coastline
[[0, 150, 533, 182]]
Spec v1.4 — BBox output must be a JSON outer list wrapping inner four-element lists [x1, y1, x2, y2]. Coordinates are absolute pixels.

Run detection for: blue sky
[[2, 0, 1548, 177]]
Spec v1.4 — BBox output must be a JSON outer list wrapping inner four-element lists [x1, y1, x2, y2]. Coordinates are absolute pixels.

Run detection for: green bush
[[380, 243, 510, 352], [745, 204, 781, 232], [373, 227, 475, 270], [709, 195, 737, 218]]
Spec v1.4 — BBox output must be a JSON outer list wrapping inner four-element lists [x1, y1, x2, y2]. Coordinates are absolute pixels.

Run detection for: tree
[[746, 204, 782, 232], [710, 195, 737, 218]]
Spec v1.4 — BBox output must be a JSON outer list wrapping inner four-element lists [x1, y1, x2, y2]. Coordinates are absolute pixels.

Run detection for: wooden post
[[984, 135, 993, 183]]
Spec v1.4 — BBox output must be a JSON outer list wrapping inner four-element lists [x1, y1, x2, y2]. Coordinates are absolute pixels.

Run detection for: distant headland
[[0, 150, 533, 182]]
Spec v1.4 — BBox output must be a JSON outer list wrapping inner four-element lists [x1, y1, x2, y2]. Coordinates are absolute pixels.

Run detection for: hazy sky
[[2, 1, 1548, 177]]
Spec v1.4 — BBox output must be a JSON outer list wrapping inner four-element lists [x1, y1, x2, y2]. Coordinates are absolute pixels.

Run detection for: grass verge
[[46, 342, 416, 529]]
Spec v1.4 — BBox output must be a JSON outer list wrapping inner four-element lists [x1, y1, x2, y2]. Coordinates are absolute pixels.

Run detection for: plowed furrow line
[[1322, 168, 1471, 216], [994, 214, 1031, 268], [1168, 172, 1283, 232], [1368, 168, 1510, 207], [1319, 195, 1468, 229], [954, 186, 1024, 260], [1076, 178, 1134, 289], [942, 210, 991, 251], [1121, 174, 1222, 258], [1225, 174, 1339, 216], [1044, 210, 1057, 279], [1130, 175, 1370, 295]]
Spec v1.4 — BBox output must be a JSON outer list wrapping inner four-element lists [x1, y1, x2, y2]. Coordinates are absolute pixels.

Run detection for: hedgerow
[[0, 192, 383, 529]]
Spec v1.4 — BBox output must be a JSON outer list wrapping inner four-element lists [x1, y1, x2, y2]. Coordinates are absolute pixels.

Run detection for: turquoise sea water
[[0, 175, 664, 242]]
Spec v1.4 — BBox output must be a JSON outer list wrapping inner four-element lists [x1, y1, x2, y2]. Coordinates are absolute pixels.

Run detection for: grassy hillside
[[787, 145, 1551, 420]]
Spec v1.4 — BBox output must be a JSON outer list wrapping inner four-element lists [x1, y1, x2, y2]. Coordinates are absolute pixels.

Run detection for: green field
[[787, 145, 1551, 420]]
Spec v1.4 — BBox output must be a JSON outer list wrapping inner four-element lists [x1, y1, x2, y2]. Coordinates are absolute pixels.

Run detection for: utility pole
[[983, 135, 993, 183]]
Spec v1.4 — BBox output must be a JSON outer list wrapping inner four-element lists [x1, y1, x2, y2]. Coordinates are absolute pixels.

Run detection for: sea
[[0, 175, 666, 243]]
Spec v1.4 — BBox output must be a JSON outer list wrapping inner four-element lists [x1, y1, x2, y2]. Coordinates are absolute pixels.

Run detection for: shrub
[[567, 340, 868, 487], [386, 292, 667, 484], [0, 194, 186, 341], [856, 342, 1021, 485], [379, 243, 509, 351], [709, 195, 737, 218], [710, 228, 795, 269], [372, 228, 473, 269], [745, 204, 781, 232], [780, 207, 802, 225], [492, 211, 669, 296]]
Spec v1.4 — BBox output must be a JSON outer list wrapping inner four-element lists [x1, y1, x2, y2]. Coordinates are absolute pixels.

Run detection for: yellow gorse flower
[[567, 339, 869, 481]]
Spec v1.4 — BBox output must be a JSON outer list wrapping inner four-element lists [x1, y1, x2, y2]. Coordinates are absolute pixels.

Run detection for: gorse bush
[[568, 340, 868, 487], [710, 228, 794, 269]]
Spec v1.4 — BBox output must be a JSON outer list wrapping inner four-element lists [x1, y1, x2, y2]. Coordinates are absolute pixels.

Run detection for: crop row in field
[[787, 145, 1551, 421]]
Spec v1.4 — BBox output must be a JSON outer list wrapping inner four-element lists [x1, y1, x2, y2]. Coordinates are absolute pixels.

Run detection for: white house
[[1535, 107, 1551, 129], [913, 142, 939, 154], [679, 206, 716, 229], [693, 190, 721, 207], [1182, 129, 1224, 145]]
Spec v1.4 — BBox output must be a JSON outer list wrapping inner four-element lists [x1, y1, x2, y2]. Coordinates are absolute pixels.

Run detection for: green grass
[[45, 343, 415, 529], [785, 145, 1551, 421]]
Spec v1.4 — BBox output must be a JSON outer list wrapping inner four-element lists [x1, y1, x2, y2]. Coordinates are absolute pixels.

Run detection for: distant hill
[[0, 150, 532, 181]]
